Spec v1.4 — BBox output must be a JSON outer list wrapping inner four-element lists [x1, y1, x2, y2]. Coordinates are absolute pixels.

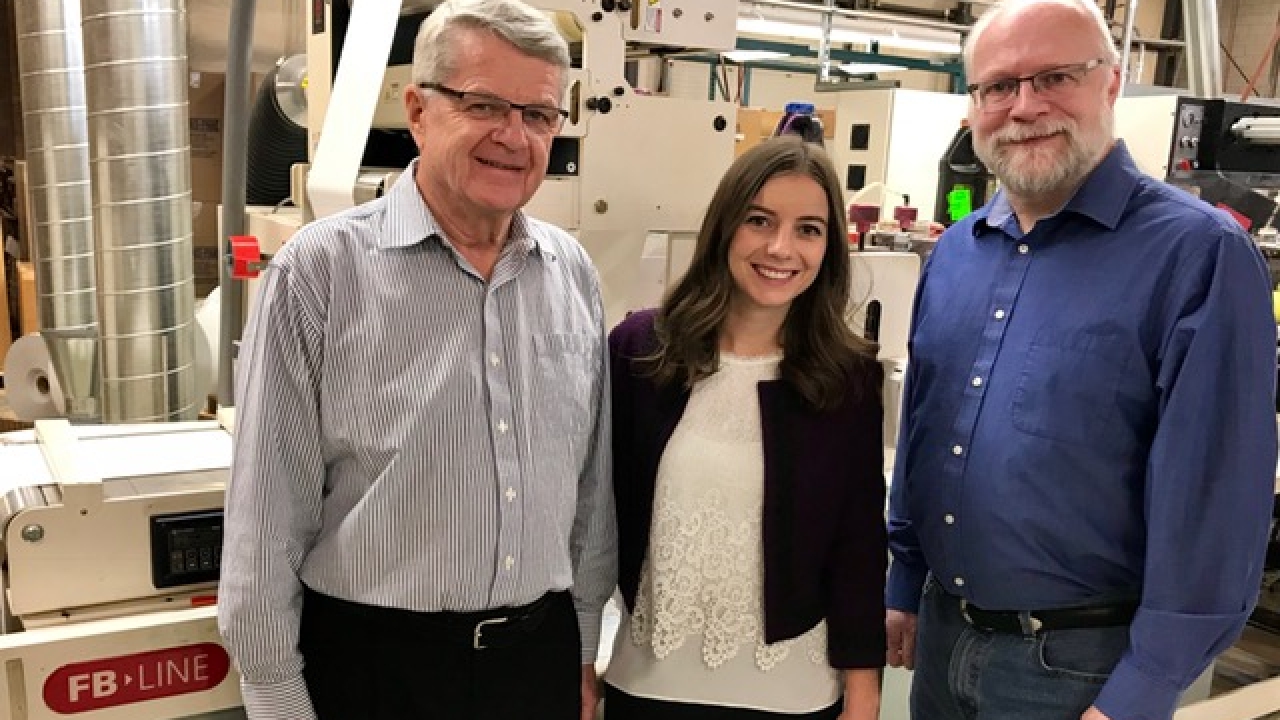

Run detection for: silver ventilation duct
[[82, 0, 199, 422], [14, 0, 101, 422]]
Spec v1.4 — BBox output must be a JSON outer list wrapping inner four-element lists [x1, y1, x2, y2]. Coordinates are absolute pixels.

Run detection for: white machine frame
[[0, 418, 239, 719]]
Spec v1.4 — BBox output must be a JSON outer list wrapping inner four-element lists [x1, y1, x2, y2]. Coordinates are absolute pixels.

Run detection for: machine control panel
[[150, 510, 223, 589], [1169, 100, 1205, 173], [1166, 96, 1280, 181]]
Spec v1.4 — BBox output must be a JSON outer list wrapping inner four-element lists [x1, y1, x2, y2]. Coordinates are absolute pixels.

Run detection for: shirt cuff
[[240, 675, 318, 720], [886, 560, 928, 613], [1092, 657, 1181, 720], [576, 607, 604, 665]]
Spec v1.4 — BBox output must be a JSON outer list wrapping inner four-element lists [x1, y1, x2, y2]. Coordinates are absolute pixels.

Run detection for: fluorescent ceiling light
[[722, 49, 789, 62], [877, 31, 964, 55], [839, 62, 908, 74], [736, 15, 868, 45], [736, 6, 962, 56]]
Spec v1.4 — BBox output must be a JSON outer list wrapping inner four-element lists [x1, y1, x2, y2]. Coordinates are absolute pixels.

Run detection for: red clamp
[[230, 235, 264, 279]]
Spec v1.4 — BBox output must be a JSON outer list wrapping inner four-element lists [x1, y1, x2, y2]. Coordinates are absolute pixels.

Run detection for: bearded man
[[883, 1, 1278, 719]]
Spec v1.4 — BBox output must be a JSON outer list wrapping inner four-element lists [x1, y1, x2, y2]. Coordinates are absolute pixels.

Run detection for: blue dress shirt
[[887, 142, 1278, 720]]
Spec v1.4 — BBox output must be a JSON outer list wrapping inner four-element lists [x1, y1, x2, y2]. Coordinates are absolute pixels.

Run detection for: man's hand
[[580, 664, 601, 720], [886, 609, 918, 670], [1081, 706, 1111, 720]]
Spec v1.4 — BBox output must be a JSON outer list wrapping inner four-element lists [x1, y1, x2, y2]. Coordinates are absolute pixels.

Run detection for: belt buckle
[[473, 616, 509, 650], [1019, 612, 1045, 635]]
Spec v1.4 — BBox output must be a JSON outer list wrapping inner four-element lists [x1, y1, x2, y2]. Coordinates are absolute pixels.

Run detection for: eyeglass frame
[[417, 82, 569, 133], [965, 58, 1111, 112]]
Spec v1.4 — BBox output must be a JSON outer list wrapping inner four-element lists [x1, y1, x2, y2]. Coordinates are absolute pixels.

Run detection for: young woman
[[604, 136, 887, 720]]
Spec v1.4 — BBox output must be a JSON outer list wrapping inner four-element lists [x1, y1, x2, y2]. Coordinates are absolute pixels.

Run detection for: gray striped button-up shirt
[[218, 165, 617, 720]]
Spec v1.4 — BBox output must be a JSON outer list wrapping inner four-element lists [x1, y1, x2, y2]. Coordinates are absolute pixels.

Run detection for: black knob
[[585, 97, 599, 111], [713, 115, 728, 132], [619, 0, 632, 10], [612, 86, 625, 97], [591, 11, 603, 21], [601, 0, 616, 12], [597, 97, 613, 114]]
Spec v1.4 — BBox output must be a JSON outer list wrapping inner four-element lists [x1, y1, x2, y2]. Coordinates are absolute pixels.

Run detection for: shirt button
[[504, 555, 514, 570], [994, 308, 1006, 320], [944, 513, 956, 525], [489, 352, 501, 367], [954, 576, 965, 587], [971, 376, 983, 387], [1017, 243, 1029, 254], [497, 419, 509, 434], [951, 444, 964, 456]]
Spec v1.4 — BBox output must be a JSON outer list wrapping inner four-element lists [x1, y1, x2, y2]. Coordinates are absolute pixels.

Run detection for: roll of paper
[[194, 287, 221, 400], [3, 334, 66, 421]]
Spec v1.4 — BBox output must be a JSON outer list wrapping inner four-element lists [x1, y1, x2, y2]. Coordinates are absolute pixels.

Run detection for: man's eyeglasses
[[966, 58, 1110, 112], [419, 82, 568, 134]]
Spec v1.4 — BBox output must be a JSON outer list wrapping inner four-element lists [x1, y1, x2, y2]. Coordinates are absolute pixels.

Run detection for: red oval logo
[[43, 643, 231, 714]]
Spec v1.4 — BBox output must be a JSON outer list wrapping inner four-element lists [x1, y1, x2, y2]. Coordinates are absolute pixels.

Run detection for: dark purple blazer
[[609, 309, 888, 669]]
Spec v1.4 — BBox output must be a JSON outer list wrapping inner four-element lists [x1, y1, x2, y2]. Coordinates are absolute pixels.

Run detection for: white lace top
[[604, 353, 841, 712]]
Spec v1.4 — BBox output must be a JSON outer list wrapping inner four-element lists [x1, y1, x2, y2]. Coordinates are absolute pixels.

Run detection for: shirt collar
[[971, 140, 1142, 238], [379, 159, 541, 256]]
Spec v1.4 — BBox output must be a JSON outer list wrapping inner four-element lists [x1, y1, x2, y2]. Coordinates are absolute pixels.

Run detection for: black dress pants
[[300, 586, 581, 720]]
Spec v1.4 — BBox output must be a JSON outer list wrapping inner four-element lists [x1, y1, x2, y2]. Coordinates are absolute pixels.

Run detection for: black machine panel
[[1166, 97, 1280, 177], [151, 510, 224, 589], [1165, 97, 1280, 234]]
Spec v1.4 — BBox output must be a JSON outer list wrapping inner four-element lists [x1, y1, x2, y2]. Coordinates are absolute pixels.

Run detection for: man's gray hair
[[411, 0, 570, 93], [962, 0, 1120, 77]]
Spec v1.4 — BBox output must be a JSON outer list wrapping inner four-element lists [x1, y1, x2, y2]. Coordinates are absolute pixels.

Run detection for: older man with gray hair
[[885, 1, 1277, 719], [218, 1, 616, 718]]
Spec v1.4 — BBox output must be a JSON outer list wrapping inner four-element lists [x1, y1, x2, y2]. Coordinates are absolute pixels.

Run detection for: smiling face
[[405, 27, 563, 225], [726, 173, 830, 320], [967, 1, 1121, 201]]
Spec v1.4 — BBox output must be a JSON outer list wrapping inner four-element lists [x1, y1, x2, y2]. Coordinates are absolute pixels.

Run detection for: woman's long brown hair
[[642, 136, 878, 410]]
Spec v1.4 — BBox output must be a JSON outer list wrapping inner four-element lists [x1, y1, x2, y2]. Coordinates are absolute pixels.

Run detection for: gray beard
[[976, 114, 1113, 199]]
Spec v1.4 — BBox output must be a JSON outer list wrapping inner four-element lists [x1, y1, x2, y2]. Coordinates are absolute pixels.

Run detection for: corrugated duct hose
[[245, 56, 308, 206]]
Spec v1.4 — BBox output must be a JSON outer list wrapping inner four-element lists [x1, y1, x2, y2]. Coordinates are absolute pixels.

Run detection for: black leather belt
[[302, 586, 564, 651], [959, 598, 1138, 635], [464, 592, 559, 650]]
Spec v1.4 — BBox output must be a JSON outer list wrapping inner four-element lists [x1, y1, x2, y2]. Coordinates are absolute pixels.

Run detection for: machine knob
[[619, 0, 632, 10], [585, 97, 598, 111], [601, 0, 616, 11], [596, 97, 613, 114]]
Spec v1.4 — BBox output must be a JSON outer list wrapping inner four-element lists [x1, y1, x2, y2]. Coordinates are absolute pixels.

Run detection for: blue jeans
[[912, 577, 1131, 720]]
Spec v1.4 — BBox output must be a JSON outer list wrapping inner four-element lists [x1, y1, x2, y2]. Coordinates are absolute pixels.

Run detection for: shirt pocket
[[1011, 329, 1131, 450], [533, 331, 600, 452]]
